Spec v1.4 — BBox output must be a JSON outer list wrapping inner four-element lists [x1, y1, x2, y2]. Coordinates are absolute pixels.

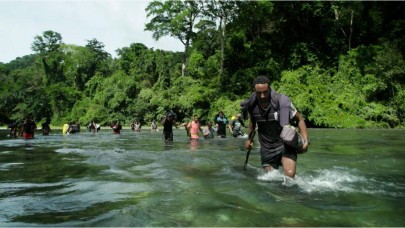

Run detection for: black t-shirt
[[23, 121, 36, 134], [215, 116, 228, 135], [163, 118, 175, 133]]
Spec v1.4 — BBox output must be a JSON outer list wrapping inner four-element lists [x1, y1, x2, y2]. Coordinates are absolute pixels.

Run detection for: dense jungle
[[0, 1, 404, 128]]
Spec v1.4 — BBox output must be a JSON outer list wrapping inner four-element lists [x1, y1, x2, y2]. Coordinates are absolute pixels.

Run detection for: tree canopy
[[1, 1, 404, 128]]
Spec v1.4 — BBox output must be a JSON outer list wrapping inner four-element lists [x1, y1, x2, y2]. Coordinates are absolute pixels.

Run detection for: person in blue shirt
[[214, 111, 228, 138]]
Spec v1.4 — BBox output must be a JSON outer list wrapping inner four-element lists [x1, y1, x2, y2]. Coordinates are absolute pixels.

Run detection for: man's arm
[[244, 118, 256, 150], [293, 112, 309, 152], [161, 116, 167, 125], [228, 121, 234, 133], [240, 119, 246, 128], [173, 120, 179, 129]]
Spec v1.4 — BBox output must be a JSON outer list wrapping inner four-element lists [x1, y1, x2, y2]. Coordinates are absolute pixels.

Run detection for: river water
[[0, 128, 404, 226]]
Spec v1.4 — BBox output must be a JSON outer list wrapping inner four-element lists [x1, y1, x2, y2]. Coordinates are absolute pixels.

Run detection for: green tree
[[62, 40, 111, 91], [32, 30, 66, 85], [201, 0, 238, 75], [85, 38, 112, 77], [2, 60, 50, 123], [2, 1, 404, 129], [145, 0, 201, 77]]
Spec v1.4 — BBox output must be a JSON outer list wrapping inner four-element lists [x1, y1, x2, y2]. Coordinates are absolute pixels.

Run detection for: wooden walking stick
[[243, 130, 256, 171]]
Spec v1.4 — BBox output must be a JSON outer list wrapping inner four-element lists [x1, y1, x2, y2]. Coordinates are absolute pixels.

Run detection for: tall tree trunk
[[182, 44, 189, 77], [219, 15, 225, 75], [348, 10, 354, 51]]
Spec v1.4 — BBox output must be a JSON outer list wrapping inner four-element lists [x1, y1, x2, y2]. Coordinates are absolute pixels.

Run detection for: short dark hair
[[253, 76, 270, 86]]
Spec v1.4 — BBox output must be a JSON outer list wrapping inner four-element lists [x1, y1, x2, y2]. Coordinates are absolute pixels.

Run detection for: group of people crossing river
[[5, 76, 310, 178], [6, 113, 245, 139], [6, 115, 50, 139], [62, 111, 246, 140], [160, 110, 247, 141]]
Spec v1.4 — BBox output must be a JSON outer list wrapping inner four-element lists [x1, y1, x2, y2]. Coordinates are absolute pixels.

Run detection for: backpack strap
[[240, 90, 282, 120], [247, 92, 257, 115], [271, 90, 281, 112], [246, 90, 280, 113]]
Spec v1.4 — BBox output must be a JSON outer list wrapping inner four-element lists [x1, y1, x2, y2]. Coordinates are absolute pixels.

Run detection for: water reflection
[[0, 129, 404, 226], [189, 139, 199, 151]]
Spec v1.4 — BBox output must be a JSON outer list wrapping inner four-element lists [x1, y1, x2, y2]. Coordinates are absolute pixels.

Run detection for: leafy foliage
[[0, 1, 404, 129]]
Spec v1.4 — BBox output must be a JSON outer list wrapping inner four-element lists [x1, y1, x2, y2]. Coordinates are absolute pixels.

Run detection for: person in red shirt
[[22, 116, 37, 139]]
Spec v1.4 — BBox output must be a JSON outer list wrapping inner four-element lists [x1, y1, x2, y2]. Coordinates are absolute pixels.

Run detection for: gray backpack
[[280, 125, 304, 149]]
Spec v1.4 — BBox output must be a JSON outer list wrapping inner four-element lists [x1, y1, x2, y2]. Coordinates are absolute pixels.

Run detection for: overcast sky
[[0, 0, 184, 63]]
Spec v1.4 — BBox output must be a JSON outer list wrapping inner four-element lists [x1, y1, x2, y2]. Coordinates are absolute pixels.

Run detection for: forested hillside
[[0, 1, 404, 128]]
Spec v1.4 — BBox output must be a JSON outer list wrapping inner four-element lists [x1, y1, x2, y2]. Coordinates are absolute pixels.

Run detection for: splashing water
[[295, 167, 366, 193], [257, 166, 403, 197]]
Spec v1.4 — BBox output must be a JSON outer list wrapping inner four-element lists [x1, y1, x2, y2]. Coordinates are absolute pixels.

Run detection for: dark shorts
[[261, 145, 297, 169], [163, 131, 173, 141], [232, 131, 243, 138], [217, 128, 226, 138]]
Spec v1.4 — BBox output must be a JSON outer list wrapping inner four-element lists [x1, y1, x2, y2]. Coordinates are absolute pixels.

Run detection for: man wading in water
[[244, 76, 309, 178], [161, 111, 178, 141]]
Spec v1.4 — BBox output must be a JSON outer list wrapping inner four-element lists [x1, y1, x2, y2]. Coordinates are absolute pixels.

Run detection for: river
[[0, 128, 404, 226]]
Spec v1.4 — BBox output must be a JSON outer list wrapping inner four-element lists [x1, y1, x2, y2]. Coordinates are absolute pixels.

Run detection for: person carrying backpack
[[229, 114, 246, 138], [161, 111, 178, 141], [244, 76, 309, 178]]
